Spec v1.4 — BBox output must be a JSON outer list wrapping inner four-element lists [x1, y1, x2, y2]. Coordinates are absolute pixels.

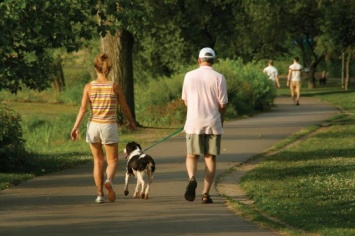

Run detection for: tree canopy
[[1, 0, 354, 93], [0, 0, 96, 93]]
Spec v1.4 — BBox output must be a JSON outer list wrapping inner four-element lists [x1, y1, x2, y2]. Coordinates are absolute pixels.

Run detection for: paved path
[[0, 96, 338, 236]]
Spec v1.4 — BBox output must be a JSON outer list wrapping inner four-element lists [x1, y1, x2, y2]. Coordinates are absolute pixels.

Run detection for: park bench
[[279, 71, 328, 85]]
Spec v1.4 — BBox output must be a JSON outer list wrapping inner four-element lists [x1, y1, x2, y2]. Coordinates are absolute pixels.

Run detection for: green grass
[[0, 101, 179, 190], [236, 86, 355, 236]]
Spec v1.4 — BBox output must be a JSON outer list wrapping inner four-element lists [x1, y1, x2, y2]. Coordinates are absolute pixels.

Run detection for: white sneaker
[[104, 180, 116, 202], [95, 196, 104, 203]]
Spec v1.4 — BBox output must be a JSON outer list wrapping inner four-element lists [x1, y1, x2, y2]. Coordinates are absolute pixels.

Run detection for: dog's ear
[[137, 143, 142, 151]]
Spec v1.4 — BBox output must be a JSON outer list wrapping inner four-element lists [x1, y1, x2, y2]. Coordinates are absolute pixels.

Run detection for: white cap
[[198, 47, 215, 59]]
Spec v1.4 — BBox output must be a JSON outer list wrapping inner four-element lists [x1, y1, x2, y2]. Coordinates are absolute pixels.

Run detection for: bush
[[215, 59, 277, 115], [135, 59, 277, 126], [0, 104, 29, 172], [135, 73, 187, 126]]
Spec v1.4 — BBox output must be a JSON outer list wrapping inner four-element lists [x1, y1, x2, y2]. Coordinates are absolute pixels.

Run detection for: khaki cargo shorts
[[186, 134, 221, 156], [290, 81, 301, 96]]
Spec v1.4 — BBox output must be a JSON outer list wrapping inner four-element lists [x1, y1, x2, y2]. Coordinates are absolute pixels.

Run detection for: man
[[181, 47, 228, 204], [263, 60, 280, 88], [287, 56, 303, 105]]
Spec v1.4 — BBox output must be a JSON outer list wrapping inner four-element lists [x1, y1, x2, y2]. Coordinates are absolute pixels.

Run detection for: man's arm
[[219, 104, 227, 127], [287, 69, 292, 86]]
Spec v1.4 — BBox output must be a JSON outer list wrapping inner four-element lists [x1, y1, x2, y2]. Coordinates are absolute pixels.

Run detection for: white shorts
[[86, 122, 118, 144]]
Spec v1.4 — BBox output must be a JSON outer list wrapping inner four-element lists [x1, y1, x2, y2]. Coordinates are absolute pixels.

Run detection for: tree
[[134, 0, 241, 80], [236, 0, 290, 61], [96, 0, 241, 123], [94, 0, 150, 124], [318, 0, 355, 90], [241, 0, 327, 88], [100, 30, 136, 122], [0, 0, 96, 93]]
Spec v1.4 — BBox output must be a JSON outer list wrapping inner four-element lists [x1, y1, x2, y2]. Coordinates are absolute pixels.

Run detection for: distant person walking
[[71, 53, 136, 203], [181, 47, 228, 204], [263, 60, 280, 88], [287, 57, 303, 105]]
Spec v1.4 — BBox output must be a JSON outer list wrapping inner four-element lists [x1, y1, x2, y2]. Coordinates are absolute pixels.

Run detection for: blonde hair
[[94, 53, 112, 76]]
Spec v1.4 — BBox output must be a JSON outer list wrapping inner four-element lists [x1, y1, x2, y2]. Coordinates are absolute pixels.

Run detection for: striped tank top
[[89, 81, 118, 123]]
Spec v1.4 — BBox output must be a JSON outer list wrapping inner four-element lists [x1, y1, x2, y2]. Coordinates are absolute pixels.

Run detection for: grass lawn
[[0, 101, 180, 190], [230, 84, 355, 236]]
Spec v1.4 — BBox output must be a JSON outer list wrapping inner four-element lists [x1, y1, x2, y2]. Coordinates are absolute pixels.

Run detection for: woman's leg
[[103, 143, 118, 202], [89, 143, 105, 197], [103, 143, 118, 181]]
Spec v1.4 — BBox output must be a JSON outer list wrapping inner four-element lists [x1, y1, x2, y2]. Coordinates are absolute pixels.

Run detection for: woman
[[71, 53, 136, 203]]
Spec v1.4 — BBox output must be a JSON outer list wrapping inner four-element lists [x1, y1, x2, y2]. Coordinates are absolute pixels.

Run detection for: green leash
[[143, 127, 184, 152]]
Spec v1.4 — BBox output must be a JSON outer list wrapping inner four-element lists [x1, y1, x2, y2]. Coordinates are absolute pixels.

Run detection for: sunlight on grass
[[238, 89, 355, 236]]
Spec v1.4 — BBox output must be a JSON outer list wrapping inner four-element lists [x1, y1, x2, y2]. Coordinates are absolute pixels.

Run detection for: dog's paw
[[124, 190, 129, 196]]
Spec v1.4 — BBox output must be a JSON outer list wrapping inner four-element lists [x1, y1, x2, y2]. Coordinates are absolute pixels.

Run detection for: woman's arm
[[71, 83, 90, 141]]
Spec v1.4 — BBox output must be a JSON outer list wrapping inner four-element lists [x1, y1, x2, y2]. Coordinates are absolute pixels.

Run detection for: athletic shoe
[[95, 195, 104, 203], [104, 180, 116, 202]]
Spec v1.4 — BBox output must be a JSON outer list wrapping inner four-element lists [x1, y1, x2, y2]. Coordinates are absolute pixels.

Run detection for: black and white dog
[[123, 142, 155, 199]]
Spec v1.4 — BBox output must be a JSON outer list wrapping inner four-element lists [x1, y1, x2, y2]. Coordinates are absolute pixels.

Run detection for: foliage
[[0, 0, 96, 93], [133, 0, 242, 81], [135, 59, 277, 126], [0, 103, 29, 172], [215, 59, 277, 114]]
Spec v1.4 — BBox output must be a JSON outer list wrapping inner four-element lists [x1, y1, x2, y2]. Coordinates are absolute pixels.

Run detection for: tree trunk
[[308, 66, 316, 88], [100, 30, 137, 123], [341, 52, 345, 89], [52, 56, 65, 92], [345, 51, 351, 91]]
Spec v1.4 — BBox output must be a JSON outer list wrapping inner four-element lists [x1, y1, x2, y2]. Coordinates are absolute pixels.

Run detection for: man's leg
[[295, 82, 301, 105], [186, 154, 199, 179], [290, 84, 296, 103], [202, 154, 216, 195], [185, 154, 199, 201]]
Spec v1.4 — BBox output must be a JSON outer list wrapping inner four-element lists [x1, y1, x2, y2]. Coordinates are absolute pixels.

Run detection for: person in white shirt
[[263, 60, 280, 88], [181, 47, 228, 204], [287, 57, 303, 105]]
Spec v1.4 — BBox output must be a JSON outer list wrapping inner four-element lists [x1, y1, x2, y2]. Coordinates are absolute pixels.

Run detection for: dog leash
[[143, 127, 184, 152]]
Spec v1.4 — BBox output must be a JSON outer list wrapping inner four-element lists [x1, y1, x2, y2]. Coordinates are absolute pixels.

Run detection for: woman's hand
[[128, 122, 137, 131], [71, 128, 79, 141]]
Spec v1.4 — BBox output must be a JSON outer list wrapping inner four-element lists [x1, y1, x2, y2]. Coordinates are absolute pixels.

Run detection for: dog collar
[[127, 149, 143, 161]]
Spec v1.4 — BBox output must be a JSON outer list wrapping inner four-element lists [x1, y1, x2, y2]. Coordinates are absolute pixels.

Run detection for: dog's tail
[[147, 155, 155, 172], [137, 155, 155, 172], [149, 161, 155, 173]]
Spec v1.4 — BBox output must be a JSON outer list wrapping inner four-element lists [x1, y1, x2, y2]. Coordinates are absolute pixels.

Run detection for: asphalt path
[[0, 96, 339, 236]]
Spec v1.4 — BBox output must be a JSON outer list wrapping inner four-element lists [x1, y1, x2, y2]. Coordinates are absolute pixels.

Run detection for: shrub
[[135, 59, 277, 126], [214, 59, 276, 115], [0, 104, 29, 172]]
